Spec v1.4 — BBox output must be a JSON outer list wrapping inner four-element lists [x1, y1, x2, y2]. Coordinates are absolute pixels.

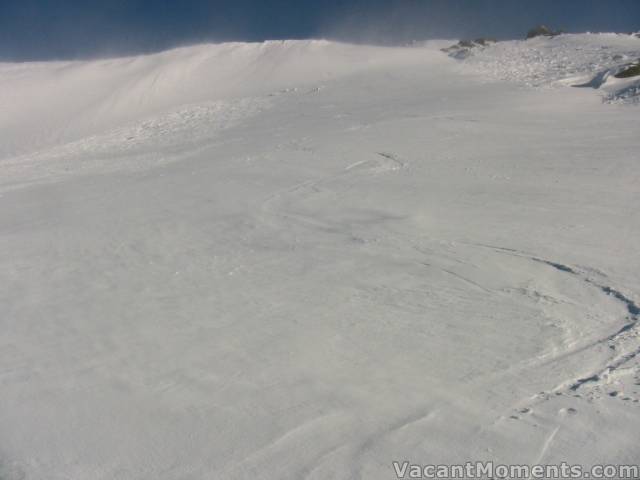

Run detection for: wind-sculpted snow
[[0, 97, 271, 190], [0, 40, 413, 161], [0, 39, 639, 479], [459, 33, 640, 103], [0, 40, 441, 189]]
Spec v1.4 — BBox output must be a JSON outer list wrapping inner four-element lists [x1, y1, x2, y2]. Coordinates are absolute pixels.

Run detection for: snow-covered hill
[[0, 36, 639, 480], [0, 41, 449, 191], [0, 41, 436, 158]]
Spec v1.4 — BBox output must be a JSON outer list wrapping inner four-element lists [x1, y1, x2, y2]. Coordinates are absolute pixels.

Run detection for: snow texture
[[0, 34, 639, 479]]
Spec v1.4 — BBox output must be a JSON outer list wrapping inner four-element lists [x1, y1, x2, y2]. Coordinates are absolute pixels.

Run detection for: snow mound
[[573, 60, 640, 104], [0, 40, 437, 161], [0, 40, 445, 189], [457, 33, 640, 103]]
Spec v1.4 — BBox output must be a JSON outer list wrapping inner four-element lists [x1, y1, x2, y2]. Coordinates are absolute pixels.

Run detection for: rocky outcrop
[[614, 62, 640, 79], [473, 38, 497, 46], [441, 38, 496, 59], [572, 59, 640, 104], [526, 25, 562, 40]]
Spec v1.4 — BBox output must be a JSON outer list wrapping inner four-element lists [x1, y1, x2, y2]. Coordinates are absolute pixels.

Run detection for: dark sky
[[1, 0, 639, 60]]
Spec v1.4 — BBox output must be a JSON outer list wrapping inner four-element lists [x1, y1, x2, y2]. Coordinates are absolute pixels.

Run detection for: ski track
[[258, 150, 408, 237], [531, 256, 640, 393], [263, 168, 639, 416], [529, 426, 560, 476], [474, 244, 640, 416]]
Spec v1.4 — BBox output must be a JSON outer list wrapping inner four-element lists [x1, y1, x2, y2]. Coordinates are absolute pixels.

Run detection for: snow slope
[[1, 36, 639, 479]]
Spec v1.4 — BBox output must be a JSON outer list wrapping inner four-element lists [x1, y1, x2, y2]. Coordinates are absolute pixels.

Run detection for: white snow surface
[[1, 35, 639, 479], [460, 33, 640, 104]]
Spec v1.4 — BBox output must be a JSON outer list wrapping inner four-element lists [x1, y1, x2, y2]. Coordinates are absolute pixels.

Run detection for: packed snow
[[0, 34, 639, 479]]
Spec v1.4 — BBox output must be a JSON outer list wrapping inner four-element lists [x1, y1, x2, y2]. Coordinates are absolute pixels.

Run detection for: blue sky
[[1, 0, 639, 60]]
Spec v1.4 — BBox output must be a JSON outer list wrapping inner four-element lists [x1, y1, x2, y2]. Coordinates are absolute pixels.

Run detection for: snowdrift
[[0, 40, 442, 161], [573, 59, 640, 104], [452, 33, 640, 103]]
